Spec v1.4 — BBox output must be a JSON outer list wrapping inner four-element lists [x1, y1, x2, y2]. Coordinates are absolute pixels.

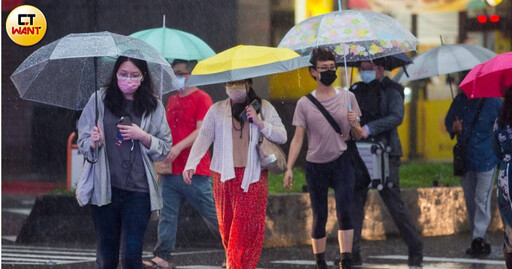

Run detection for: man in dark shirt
[[350, 59, 423, 266]]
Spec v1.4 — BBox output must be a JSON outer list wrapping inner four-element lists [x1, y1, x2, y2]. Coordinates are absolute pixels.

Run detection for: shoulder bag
[[256, 103, 287, 174]]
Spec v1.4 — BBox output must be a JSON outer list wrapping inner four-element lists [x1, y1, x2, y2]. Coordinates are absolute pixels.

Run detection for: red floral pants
[[212, 168, 268, 269]]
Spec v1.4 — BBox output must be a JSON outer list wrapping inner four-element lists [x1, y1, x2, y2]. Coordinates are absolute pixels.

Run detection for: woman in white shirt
[[183, 78, 286, 269]]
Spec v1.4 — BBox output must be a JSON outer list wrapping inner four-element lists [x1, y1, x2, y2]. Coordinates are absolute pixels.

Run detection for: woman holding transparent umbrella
[[77, 56, 172, 269]]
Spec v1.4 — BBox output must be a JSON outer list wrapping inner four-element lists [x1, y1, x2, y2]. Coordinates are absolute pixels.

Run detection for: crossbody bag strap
[[462, 99, 485, 144], [258, 104, 265, 143], [305, 94, 342, 135]]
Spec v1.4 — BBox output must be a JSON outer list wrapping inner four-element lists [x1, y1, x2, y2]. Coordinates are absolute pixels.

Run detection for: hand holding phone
[[240, 99, 261, 123], [118, 116, 132, 126]]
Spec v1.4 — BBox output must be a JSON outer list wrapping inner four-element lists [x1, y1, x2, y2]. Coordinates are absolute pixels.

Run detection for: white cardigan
[[185, 98, 287, 192]]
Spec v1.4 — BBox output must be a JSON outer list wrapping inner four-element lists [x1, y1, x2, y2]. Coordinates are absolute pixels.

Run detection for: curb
[[15, 187, 502, 248]]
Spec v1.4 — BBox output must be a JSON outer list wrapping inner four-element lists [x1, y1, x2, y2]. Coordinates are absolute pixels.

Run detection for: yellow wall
[[306, 0, 333, 17], [398, 103, 410, 161], [269, 67, 347, 99], [269, 68, 317, 99], [416, 99, 455, 161]]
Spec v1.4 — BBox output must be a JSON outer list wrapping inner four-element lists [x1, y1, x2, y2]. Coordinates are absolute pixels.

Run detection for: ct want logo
[[6, 5, 47, 46]]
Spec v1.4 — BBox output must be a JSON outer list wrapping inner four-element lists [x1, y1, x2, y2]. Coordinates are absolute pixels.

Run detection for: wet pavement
[[1, 194, 507, 268]]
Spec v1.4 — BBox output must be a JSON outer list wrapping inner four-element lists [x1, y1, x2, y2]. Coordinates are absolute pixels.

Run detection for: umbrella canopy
[[129, 27, 216, 62], [459, 52, 512, 99], [10, 31, 179, 110], [186, 45, 310, 87], [393, 44, 496, 83], [342, 53, 412, 71], [278, 10, 418, 63]]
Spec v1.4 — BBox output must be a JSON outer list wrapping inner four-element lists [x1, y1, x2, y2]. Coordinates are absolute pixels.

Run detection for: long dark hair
[[231, 78, 262, 122], [498, 86, 512, 127], [104, 56, 158, 117]]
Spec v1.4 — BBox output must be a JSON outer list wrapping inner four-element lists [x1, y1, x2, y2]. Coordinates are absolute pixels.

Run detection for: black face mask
[[319, 70, 337, 86]]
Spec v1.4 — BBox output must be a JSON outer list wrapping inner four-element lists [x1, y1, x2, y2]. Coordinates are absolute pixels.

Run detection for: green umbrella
[[129, 20, 215, 63]]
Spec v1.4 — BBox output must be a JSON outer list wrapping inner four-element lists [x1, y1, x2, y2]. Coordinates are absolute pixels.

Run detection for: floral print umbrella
[[278, 10, 419, 63]]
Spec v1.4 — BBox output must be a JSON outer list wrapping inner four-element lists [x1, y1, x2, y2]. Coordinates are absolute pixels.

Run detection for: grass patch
[[268, 161, 460, 193], [399, 161, 460, 188], [268, 167, 306, 194]]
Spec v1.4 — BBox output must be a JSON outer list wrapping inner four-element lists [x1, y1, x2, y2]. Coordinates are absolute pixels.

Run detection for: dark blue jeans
[[91, 187, 151, 269]]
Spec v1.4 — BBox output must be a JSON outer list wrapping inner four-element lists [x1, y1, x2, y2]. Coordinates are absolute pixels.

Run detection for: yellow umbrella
[[186, 45, 310, 87]]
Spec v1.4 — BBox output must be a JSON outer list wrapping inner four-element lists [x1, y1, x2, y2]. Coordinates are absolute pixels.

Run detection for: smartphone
[[118, 116, 132, 126], [240, 99, 261, 122]]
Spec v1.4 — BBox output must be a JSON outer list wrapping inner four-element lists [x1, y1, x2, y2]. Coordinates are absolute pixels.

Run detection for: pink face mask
[[118, 79, 141, 94]]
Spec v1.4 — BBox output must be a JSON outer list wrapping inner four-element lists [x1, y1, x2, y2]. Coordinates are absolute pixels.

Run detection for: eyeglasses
[[226, 80, 246, 86], [315, 65, 337, 72], [117, 73, 143, 82]]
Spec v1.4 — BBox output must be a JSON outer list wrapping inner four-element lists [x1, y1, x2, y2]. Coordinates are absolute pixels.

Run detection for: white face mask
[[176, 76, 186, 90], [226, 85, 247, 102]]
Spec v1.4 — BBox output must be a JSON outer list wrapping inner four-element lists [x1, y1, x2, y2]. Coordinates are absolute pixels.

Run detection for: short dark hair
[[171, 59, 198, 73], [309, 48, 336, 67], [358, 59, 384, 68], [308, 48, 336, 80]]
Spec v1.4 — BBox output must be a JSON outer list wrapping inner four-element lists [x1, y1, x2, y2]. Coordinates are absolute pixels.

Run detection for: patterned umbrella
[[278, 9, 418, 109], [278, 10, 419, 63]]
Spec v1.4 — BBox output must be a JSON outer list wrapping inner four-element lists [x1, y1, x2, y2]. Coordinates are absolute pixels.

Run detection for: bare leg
[[312, 237, 327, 254], [338, 229, 354, 253]]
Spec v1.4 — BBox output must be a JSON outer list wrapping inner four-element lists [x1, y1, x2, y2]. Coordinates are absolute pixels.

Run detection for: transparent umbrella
[[10, 31, 180, 111], [10, 31, 180, 162], [278, 10, 418, 63], [278, 8, 418, 108]]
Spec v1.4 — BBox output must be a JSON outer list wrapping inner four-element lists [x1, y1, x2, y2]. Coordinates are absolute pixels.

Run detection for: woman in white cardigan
[[183, 78, 286, 269]]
